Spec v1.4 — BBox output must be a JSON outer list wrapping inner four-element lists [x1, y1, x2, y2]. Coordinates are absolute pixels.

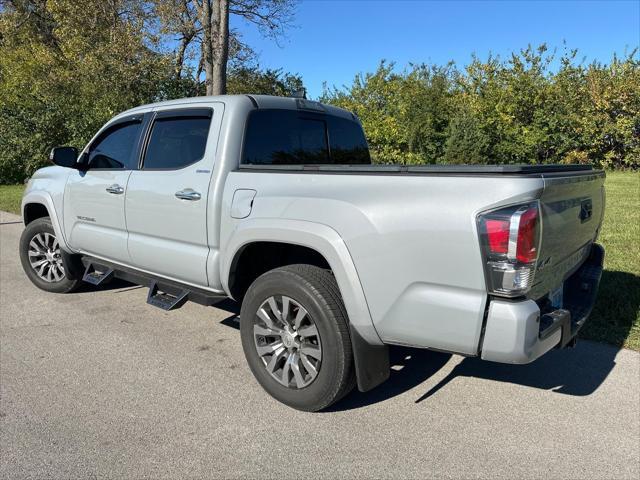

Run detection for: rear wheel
[[19, 217, 80, 293], [240, 264, 355, 411]]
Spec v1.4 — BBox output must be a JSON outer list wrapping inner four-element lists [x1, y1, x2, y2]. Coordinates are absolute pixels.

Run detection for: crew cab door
[[63, 115, 145, 263], [125, 105, 222, 286]]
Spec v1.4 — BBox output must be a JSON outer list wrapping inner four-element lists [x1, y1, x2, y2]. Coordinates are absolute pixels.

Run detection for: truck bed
[[228, 162, 604, 354]]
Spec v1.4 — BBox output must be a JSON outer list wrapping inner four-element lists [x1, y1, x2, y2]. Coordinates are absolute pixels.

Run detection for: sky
[[232, 0, 640, 99]]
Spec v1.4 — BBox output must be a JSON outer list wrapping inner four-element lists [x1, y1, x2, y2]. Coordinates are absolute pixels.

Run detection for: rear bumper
[[480, 243, 604, 364]]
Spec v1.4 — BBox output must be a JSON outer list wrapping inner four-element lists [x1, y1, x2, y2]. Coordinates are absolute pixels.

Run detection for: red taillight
[[485, 219, 510, 254], [515, 207, 539, 263], [478, 202, 541, 297]]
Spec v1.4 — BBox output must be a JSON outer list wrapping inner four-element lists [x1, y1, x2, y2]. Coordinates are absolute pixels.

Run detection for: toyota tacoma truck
[[19, 95, 605, 411]]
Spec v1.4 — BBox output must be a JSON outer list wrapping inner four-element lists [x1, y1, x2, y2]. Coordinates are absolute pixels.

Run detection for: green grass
[[1, 172, 639, 350], [0, 184, 25, 215], [580, 171, 640, 351]]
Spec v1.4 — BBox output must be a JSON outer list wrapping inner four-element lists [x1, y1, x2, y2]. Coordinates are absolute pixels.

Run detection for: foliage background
[[321, 46, 640, 170], [0, 0, 302, 183], [0, 2, 638, 184]]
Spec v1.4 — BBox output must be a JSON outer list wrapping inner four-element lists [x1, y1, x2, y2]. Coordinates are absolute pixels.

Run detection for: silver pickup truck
[[20, 94, 605, 411]]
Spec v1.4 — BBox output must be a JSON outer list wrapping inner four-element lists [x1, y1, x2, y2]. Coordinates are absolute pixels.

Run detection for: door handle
[[106, 184, 124, 195], [175, 189, 201, 201]]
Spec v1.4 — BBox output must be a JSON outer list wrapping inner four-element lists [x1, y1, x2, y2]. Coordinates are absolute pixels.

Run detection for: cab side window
[[142, 112, 212, 170], [87, 121, 141, 169]]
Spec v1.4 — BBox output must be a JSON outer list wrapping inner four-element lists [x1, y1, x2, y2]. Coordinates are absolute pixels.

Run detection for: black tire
[[240, 264, 355, 412], [19, 217, 80, 294]]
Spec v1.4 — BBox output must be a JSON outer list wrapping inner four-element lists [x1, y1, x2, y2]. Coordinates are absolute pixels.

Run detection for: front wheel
[[19, 217, 80, 293], [240, 264, 355, 411]]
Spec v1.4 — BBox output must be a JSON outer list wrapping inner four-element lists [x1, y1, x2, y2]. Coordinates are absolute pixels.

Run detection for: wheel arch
[[21, 191, 71, 252], [23, 203, 49, 225], [228, 241, 332, 301], [222, 218, 390, 392]]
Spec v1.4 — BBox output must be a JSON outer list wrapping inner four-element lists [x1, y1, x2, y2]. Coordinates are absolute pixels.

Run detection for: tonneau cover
[[239, 163, 594, 175]]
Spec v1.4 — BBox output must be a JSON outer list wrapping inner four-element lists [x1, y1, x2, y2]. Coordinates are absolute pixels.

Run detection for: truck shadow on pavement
[[328, 341, 621, 411], [212, 300, 623, 412], [75, 278, 145, 294], [416, 340, 621, 401]]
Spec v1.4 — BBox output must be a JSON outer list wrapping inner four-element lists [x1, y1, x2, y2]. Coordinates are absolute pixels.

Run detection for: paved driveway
[[1, 211, 638, 479]]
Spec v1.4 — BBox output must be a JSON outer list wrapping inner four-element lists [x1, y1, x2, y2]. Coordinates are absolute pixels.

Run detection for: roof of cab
[[119, 94, 355, 120]]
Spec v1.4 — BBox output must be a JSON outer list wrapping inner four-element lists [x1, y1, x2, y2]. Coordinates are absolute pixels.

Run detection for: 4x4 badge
[[580, 199, 593, 223]]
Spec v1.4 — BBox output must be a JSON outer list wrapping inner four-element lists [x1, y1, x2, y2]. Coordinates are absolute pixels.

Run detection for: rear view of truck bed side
[[221, 166, 605, 363]]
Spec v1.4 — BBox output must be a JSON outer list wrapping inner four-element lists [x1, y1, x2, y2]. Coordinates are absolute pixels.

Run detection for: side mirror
[[49, 146, 78, 168]]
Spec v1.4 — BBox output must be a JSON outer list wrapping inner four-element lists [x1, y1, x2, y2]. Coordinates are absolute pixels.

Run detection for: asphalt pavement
[[1, 210, 638, 479]]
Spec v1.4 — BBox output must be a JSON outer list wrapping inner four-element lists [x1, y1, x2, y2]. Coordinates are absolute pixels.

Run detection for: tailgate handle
[[580, 199, 593, 223]]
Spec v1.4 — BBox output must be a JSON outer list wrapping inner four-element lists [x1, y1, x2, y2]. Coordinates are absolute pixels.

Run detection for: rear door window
[[327, 116, 371, 164], [242, 110, 328, 165], [242, 109, 370, 165], [142, 110, 212, 170]]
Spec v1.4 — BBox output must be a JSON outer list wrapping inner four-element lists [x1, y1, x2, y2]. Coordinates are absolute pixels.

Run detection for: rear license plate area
[[549, 284, 564, 309]]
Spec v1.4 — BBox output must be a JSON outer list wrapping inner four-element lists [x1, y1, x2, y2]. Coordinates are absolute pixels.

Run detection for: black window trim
[[84, 114, 146, 171], [155, 108, 213, 120], [139, 107, 214, 171]]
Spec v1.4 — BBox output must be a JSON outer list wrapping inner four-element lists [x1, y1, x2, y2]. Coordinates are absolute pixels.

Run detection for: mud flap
[[60, 250, 85, 281], [349, 325, 390, 392]]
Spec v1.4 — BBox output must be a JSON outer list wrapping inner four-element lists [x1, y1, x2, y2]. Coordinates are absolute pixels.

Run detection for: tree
[[197, 0, 228, 94], [321, 62, 411, 164], [0, 0, 303, 183], [402, 64, 455, 163], [443, 105, 491, 164], [321, 61, 452, 164], [322, 47, 639, 169], [227, 66, 302, 96], [154, 0, 296, 95], [153, 0, 200, 78], [0, 0, 173, 182]]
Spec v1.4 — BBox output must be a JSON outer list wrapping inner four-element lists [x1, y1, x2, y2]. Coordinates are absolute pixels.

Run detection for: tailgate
[[530, 171, 606, 299]]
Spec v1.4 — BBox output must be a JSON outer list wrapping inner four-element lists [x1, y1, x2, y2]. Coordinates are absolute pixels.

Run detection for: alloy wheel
[[253, 295, 322, 389], [28, 232, 65, 282]]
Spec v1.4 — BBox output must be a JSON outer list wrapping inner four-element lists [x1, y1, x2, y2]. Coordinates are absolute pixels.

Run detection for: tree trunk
[[198, 0, 229, 96], [175, 33, 193, 78], [210, 0, 229, 95], [196, 44, 205, 94], [200, 0, 214, 95]]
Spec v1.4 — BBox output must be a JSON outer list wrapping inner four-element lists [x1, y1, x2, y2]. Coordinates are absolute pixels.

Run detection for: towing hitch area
[[565, 337, 578, 348], [539, 243, 604, 350]]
